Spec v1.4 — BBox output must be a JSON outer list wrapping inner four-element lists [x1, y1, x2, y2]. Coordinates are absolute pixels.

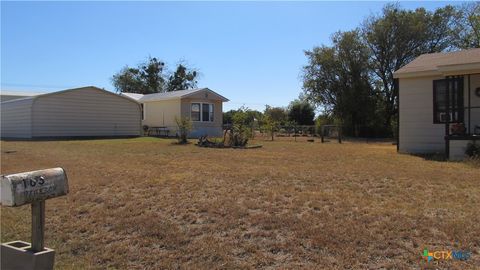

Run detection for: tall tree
[[288, 100, 315, 126], [303, 30, 379, 136], [112, 57, 199, 94], [166, 64, 198, 92], [264, 106, 287, 124], [451, 2, 480, 49], [361, 4, 456, 127], [112, 57, 165, 94]]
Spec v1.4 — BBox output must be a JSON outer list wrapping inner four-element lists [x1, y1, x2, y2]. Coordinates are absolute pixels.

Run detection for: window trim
[[191, 102, 214, 122]]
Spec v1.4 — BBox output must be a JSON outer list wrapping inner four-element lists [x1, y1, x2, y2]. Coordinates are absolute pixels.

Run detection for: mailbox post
[[1, 168, 69, 270]]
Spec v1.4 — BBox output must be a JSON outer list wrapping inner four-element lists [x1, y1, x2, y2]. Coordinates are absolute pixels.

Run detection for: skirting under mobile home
[[1, 86, 142, 139]]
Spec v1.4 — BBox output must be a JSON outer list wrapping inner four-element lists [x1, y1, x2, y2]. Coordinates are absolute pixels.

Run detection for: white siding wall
[[31, 88, 141, 137], [0, 98, 33, 138], [399, 74, 480, 154], [142, 99, 181, 130], [399, 76, 446, 153]]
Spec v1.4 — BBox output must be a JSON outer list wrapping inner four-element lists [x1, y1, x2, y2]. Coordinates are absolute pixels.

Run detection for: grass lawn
[[1, 137, 479, 269]]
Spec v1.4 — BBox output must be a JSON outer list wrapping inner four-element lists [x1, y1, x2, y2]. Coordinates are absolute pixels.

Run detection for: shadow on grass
[[410, 153, 448, 162], [170, 141, 192, 146]]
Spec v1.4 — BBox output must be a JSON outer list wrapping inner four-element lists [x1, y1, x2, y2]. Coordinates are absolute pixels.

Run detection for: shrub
[[465, 142, 480, 158], [142, 125, 149, 135], [175, 117, 192, 144], [261, 115, 279, 141], [228, 108, 251, 147]]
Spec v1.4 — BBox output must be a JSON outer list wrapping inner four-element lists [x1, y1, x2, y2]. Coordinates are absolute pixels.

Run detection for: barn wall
[[0, 98, 33, 138], [31, 87, 141, 137], [1, 95, 29, 102]]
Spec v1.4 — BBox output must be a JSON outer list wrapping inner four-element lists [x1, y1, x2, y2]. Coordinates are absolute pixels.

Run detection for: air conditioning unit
[[439, 112, 458, 122]]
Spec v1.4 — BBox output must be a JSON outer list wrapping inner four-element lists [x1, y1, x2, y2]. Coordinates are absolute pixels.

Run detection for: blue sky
[[2, 1, 456, 111]]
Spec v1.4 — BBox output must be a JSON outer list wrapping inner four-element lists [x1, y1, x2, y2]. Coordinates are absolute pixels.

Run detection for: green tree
[[112, 57, 199, 94], [223, 110, 236, 125], [451, 2, 480, 49], [166, 64, 199, 92], [287, 100, 315, 126], [302, 30, 380, 136], [223, 108, 262, 125], [261, 114, 278, 141], [112, 57, 166, 94], [362, 4, 456, 128], [264, 105, 287, 125]]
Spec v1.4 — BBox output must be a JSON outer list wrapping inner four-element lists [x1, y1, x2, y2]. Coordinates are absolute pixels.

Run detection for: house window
[[202, 104, 214, 122], [433, 78, 464, 124], [191, 103, 214, 122], [209, 104, 214, 122], [191, 103, 201, 121], [141, 104, 145, 120]]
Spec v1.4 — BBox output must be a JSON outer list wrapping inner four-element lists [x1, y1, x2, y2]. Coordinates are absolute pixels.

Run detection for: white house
[[122, 88, 229, 138], [394, 48, 480, 160], [1, 86, 142, 139]]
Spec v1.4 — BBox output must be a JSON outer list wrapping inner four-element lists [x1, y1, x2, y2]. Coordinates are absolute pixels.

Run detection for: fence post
[[338, 126, 342, 144], [31, 201, 45, 252], [321, 126, 324, 143]]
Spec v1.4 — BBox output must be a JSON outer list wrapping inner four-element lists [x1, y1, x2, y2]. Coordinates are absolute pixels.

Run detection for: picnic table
[[148, 126, 170, 137]]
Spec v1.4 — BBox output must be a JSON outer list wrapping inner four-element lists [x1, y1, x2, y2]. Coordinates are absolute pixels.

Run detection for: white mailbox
[[1, 167, 68, 207], [1, 167, 69, 264]]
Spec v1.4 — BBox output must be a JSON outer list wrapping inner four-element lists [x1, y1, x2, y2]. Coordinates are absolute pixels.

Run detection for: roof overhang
[[394, 62, 480, 79], [139, 88, 229, 103], [182, 88, 229, 102]]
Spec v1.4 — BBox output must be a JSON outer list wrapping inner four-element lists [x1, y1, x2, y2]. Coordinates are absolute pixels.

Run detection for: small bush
[[465, 142, 480, 158], [142, 125, 149, 135], [228, 109, 251, 147], [175, 117, 192, 144]]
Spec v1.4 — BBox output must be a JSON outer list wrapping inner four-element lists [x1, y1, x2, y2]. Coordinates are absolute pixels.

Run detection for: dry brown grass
[[1, 137, 479, 269]]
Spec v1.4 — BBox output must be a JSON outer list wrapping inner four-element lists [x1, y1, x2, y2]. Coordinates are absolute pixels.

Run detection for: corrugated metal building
[[1, 86, 142, 139], [0, 91, 44, 102]]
